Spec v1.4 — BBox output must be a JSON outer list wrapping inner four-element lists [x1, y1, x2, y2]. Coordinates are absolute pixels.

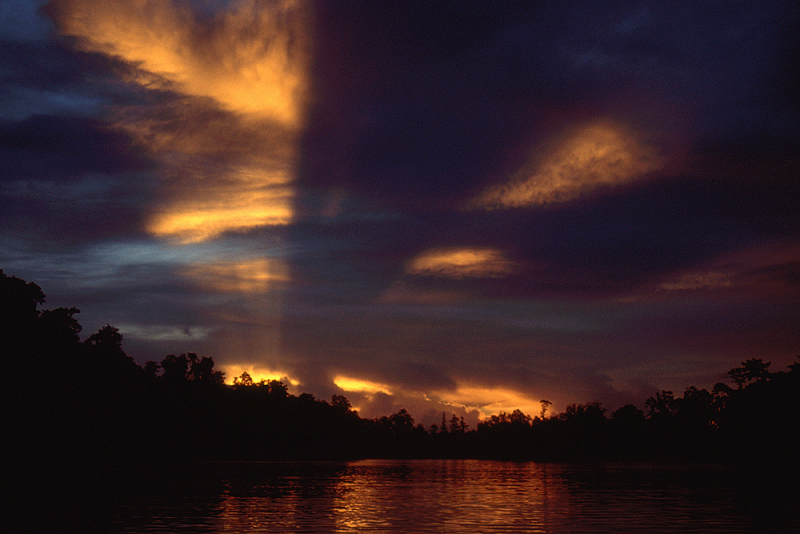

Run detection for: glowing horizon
[[334, 376, 393, 396], [222, 364, 298, 387], [16, 0, 796, 430]]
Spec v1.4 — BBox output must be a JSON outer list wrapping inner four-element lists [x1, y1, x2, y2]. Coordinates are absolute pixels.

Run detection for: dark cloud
[[301, 0, 797, 212], [0, 114, 151, 178], [301, 2, 564, 208], [387, 361, 458, 392], [0, 115, 152, 245]]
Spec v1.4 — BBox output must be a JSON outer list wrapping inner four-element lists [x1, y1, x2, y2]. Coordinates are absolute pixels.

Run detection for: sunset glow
[[181, 258, 289, 293], [52, 0, 309, 127], [434, 385, 544, 421], [147, 169, 295, 243], [472, 121, 662, 209], [52, 0, 308, 244], [407, 248, 516, 279], [4, 0, 798, 429], [223, 364, 298, 387], [334, 376, 393, 396]]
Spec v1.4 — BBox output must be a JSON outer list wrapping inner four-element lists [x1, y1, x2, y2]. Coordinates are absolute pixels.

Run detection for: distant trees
[[0, 269, 44, 345], [3, 269, 799, 469], [331, 394, 352, 411], [233, 371, 254, 386], [728, 358, 771, 388], [540, 399, 552, 419]]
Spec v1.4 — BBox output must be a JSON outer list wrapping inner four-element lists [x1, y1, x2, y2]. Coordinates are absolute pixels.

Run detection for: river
[[69, 460, 796, 532]]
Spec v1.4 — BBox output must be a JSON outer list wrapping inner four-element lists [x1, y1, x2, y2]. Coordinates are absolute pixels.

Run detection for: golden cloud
[[471, 120, 663, 209], [406, 247, 516, 279], [147, 165, 294, 243], [181, 258, 290, 293], [431, 384, 543, 421], [51, 0, 309, 242], [52, 0, 308, 128], [334, 375, 393, 396], [222, 364, 298, 386]]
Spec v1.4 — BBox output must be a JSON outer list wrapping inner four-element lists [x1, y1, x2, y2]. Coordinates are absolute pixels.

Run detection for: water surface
[[90, 460, 794, 533]]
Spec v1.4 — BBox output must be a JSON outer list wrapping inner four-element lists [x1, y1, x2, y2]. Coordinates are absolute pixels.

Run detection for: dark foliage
[[3, 269, 799, 487]]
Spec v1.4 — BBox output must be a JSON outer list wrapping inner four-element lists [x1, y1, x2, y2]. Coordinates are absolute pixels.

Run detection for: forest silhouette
[[4, 269, 799, 479]]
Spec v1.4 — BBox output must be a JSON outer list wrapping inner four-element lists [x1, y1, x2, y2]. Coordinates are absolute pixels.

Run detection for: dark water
[[84, 460, 795, 533]]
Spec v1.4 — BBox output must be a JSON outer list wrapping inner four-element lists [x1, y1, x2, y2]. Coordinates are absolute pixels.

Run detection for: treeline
[[3, 270, 799, 476]]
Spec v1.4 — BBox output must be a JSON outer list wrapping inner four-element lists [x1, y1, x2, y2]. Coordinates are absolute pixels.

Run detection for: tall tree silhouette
[[728, 358, 771, 388]]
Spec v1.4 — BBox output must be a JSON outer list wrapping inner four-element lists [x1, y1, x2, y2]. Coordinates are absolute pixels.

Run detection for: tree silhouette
[[645, 390, 677, 419], [233, 371, 254, 386], [728, 358, 771, 388], [540, 399, 552, 419], [84, 324, 140, 383], [331, 394, 352, 411], [188, 355, 224, 384], [611, 404, 645, 424], [161, 353, 190, 383], [4, 269, 800, 469]]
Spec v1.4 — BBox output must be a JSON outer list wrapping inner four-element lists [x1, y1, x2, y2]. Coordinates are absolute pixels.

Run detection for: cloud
[[660, 271, 733, 291], [181, 258, 290, 293], [49, 0, 308, 127], [0, 114, 149, 178], [117, 323, 213, 341], [108, 98, 297, 242], [334, 375, 392, 396], [657, 241, 800, 295], [406, 247, 516, 279], [470, 120, 663, 209], [222, 364, 298, 386], [48, 0, 310, 243], [430, 383, 545, 421], [147, 164, 294, 243]]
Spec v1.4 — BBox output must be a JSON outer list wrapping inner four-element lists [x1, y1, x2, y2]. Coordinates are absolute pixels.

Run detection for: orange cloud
[[406, 247, 516, 279], [182, 258, 290, 293], [51, 0, 309, 242], [223, 364, 298, 386], [147, 166, 294, 243], [334, 375, 393, 396], [52, 0, 308, 128], [471, 120, 663, 209], [431, 384, 543, 421]]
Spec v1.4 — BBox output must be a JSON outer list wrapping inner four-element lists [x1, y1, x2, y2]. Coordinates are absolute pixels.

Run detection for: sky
[[2, 0, 799, 426]]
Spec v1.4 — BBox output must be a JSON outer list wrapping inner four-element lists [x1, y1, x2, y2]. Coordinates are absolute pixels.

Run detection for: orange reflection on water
[[332, 460, 557, 532], [211, 461, 563, 532], [472, 120, 662, 209]]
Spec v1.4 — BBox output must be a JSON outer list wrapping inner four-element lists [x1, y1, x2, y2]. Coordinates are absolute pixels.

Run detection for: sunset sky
[[2, 0, 798, 426]]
